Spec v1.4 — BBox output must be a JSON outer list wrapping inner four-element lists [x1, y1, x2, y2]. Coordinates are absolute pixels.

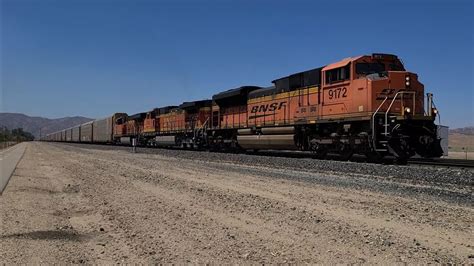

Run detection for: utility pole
[[132, 137, 137, 153]]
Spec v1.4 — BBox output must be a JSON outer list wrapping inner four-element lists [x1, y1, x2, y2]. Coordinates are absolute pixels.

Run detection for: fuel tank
[[237, 128, 253, 135], [120, 137, 132, 145], [237, 134, 297, 150], [155, 136, 176, 146], [261, 126, 295, 135]]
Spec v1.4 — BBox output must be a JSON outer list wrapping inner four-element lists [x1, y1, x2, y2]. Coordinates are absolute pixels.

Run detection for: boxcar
[[81, 121, 93, 142], [93, 113, 127, 143], [93, 117, 113, 143], [65, 128, 72, 142], [72, 126, 81, 142]]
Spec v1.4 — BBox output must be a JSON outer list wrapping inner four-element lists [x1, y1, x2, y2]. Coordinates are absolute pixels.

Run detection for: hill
[[0, 113, 93, 139], [450, 126, 474, 135]]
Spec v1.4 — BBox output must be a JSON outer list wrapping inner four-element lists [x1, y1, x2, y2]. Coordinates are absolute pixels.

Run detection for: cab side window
[[325, 64, 351, 84]]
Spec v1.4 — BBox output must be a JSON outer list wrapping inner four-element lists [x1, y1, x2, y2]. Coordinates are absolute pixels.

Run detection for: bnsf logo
[[251, 102, 286, 113]]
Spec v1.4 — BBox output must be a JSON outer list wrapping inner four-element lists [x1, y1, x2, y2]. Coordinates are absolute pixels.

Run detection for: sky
[[1, 0, 473, 128]]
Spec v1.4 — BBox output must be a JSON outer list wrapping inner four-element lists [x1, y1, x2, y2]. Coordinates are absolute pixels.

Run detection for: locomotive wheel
[[365, 151, 383, 163], [314, 148, 327, 160], [394, 156, 408, 165], [338, 144, 353, 161], [310, 141, 327, 160], [390, 137, 413, 164]]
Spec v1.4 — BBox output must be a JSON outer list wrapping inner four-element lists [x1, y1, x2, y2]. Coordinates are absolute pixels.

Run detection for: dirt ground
[[449, 133, 474, 151], [0, 142, 472, 263], [446, 151, 474, 160], [447, 133, 474, 159]]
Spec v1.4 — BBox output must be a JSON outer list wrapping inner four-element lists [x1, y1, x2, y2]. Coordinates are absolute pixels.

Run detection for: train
[[42, 53, 445, 164]]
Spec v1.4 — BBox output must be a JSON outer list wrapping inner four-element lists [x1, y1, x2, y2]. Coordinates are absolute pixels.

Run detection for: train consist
[[42, 53, 444, 163]]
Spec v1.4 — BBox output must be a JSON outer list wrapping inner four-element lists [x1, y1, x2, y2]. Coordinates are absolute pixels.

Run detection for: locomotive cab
[[321, 53, 442, 161], [321, 53, 419, 117]]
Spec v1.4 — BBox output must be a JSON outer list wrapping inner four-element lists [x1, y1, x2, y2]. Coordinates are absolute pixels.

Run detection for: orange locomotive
[[113, 113, 146, 145], [44, 53, 443, 163], [209, 53, 442, 163], [138, 101, 212, 148]]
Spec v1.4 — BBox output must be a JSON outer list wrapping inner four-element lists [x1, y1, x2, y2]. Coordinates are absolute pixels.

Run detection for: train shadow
[[1, 230, 83, 241]]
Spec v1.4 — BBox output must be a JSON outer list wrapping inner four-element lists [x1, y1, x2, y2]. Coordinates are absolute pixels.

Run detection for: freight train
[[42, 53, 445, 164]]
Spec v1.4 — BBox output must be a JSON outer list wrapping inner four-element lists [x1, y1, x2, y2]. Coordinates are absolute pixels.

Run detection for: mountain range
[[0, 113, 93, 138], [450, 126, 474, 136]]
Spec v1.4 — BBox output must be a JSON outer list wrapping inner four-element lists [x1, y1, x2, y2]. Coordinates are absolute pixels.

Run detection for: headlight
[[404, 107, 411, 113], [432, 108, 438, 114], [405, 76, 410, 81], [405, 81, 410, 86]]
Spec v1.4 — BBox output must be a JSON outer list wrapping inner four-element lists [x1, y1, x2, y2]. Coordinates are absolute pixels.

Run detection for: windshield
[[389, 63, 405, 71], [356, 63, 385, 75]]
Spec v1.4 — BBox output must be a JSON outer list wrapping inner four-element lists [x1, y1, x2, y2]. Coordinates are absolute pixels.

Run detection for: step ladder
[[371, 91, 416, 152]]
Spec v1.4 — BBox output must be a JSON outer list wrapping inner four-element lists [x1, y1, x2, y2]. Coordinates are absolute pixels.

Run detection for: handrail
[[384, 91, 416, 136], [371, 96, 388, 149], [371, 90, 416, 151], [193, 117, 210, 139]]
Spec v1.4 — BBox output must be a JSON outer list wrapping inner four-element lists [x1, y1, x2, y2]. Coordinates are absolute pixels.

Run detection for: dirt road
[[1, 143, 27, 194], [1, 142, 472, 263]]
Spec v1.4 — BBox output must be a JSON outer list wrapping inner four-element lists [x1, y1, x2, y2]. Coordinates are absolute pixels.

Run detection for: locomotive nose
[[404, 73, 411, 88], [387, 71, 419, 90]]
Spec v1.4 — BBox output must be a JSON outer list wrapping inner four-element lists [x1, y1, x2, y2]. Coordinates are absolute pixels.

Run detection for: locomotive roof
[[248, 86, 278, 99], [128, 112, 147, 120], [212, 86, 262, 106], [150, 106, 178, 115], [272, 67, 323, 83], [179, 99, 212, 110], [271, 66, 323, 92], [322, 56, 362, 71], [212, 86, 262, 101], [322, 54, 399, 71]]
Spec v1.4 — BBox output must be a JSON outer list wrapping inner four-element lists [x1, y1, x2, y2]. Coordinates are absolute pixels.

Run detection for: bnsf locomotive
[[43, 53, 444, 163]]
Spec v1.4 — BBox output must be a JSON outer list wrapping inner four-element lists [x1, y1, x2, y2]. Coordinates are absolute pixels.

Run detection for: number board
[[327, 87, 348, 100]]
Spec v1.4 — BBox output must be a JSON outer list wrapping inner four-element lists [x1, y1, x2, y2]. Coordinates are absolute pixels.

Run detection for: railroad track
[[246, 150, 474, 168], [59, 142, 474, 169], [258, 152, 474, 168], [408, 158, 474, 168]]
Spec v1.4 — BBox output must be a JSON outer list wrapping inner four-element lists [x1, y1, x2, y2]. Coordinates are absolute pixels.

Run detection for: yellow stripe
[[248, 87, 319, 104]]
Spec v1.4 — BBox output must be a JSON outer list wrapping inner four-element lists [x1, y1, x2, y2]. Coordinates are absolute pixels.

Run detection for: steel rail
[[408, 158, 474, 168]]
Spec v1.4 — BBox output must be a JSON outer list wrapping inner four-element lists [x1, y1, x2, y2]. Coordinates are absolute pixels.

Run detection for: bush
[[0, 127, 35, 142]]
